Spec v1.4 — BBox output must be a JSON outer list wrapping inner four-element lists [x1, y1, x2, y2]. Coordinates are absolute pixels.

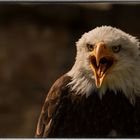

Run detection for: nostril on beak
[[99, 57, 108, 64]]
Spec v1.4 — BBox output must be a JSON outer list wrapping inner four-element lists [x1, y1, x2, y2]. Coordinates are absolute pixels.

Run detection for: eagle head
[[68, 26, 140, 103]]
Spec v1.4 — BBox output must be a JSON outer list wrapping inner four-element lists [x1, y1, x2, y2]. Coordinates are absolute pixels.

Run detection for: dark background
[[0, 3, 140, 138]]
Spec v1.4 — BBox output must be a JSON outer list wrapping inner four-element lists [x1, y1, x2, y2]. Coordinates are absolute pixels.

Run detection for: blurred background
[[0, 3, 140, 138]]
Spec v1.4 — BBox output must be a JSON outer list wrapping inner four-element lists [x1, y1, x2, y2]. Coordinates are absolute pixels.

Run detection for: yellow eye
[[87, 43, 94, 51], [112, 45, 121, 53]]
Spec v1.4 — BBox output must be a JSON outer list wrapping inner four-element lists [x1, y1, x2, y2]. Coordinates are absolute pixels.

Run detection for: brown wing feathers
[[35, 74, 71, 137]]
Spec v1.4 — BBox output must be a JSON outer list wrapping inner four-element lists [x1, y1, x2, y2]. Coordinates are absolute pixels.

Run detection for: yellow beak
[[89, 42, 115, 88]]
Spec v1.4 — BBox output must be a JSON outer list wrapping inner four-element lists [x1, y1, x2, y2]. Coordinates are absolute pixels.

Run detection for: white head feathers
[[68, 26, 140, 104]]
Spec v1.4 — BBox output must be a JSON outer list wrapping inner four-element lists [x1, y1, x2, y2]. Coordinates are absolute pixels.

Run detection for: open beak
[[89, 42, 115, 88]]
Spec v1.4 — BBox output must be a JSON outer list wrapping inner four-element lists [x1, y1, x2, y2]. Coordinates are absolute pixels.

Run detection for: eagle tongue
[[97, 63, 107, 78], [95, 63, 108, 88], [90, 55, 114, 88]]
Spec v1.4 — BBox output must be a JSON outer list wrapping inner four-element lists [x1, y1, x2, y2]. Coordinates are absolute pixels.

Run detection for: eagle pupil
[[87, 43, 94, 51], [112, 45, 121, 53]]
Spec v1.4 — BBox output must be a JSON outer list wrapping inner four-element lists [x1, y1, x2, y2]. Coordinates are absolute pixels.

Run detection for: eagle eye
[[112, 45, 121, 53], [87, 43, 94, 51]]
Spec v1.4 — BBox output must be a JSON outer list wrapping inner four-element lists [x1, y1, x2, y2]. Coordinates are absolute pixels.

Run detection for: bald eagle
[[35, 26, 140, 138]]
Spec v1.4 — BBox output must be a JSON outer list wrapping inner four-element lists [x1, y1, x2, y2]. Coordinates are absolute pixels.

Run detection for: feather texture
[[35, 26, 140, 138], [68, 26, 140, 104]]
